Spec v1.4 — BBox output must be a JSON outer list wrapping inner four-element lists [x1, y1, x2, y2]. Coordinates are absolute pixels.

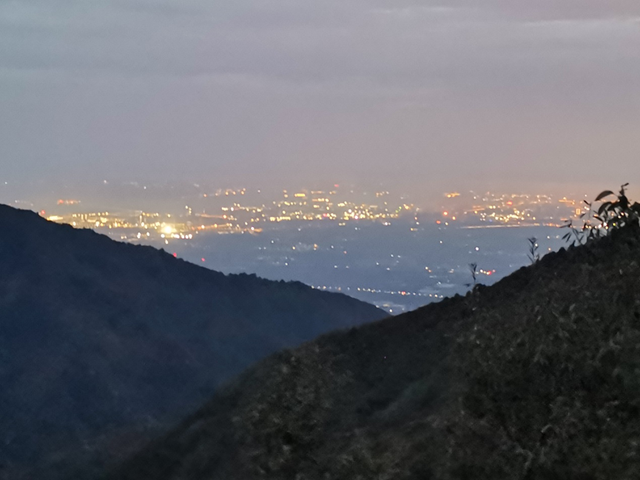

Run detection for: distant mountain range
[[0, 204, 385, 479], [110, 225, 640, 479]]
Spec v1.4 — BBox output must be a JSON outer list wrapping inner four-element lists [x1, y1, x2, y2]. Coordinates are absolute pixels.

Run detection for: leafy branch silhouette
[[527, 237, 539, 265], [562, 183, 640, 246]]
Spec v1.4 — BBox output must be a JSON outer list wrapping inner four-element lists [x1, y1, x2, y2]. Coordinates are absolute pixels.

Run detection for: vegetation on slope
[[111, 224, 640, 480], [449, 228, 640, 478], [0, 204, 385, 479]]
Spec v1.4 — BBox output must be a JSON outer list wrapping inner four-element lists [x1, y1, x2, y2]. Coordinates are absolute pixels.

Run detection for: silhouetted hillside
[[111, 225, 640, 480], [0, 204, 385, 479]]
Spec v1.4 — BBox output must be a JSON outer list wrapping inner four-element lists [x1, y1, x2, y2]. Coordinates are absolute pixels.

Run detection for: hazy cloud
[[1, 0, 638, 193]]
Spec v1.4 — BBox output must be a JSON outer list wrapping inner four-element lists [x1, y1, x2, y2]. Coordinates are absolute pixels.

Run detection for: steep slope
[[111, 226, 640, 480], [0, 204, 385, 479]]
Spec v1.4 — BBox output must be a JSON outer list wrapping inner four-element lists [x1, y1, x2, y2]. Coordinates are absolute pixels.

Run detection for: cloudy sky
[[1, 0, 639, 194]]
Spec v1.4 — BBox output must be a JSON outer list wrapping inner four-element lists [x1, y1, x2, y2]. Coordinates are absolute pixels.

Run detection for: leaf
[[619, 195, 629, 209], [595, 190, 615, 201], [598, 202, 612, 215]]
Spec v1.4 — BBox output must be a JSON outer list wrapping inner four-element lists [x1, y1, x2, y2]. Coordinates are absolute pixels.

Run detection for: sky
[[1, 0, 639, 196]]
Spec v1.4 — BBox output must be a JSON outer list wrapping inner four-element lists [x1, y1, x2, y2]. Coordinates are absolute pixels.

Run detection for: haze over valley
[[1, 180, 582, 312]]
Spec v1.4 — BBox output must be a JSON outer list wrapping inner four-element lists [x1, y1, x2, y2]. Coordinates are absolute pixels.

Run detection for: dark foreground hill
[[111, 226, 640, 480], [0, 204, 385, 479]]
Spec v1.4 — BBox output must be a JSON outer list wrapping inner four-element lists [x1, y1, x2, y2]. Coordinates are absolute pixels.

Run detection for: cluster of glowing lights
[[311, 285, 445, 299]]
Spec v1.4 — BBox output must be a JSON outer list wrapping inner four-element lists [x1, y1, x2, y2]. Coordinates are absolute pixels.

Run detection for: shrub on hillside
[[563, 183, 640, 245], [445, 228, 640, 479]]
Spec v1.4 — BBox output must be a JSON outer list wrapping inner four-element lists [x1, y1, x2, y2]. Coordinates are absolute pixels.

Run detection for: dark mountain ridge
[[111, 225, 640, 479], [0, 204, 385, 479]]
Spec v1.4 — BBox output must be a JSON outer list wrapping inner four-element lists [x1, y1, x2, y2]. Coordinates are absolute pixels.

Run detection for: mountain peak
[[0, 203, 385, 479], [112, 225, 640, 480]]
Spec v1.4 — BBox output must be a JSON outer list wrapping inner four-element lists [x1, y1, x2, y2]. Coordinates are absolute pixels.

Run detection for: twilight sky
[[1, 0, 639, 194]]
